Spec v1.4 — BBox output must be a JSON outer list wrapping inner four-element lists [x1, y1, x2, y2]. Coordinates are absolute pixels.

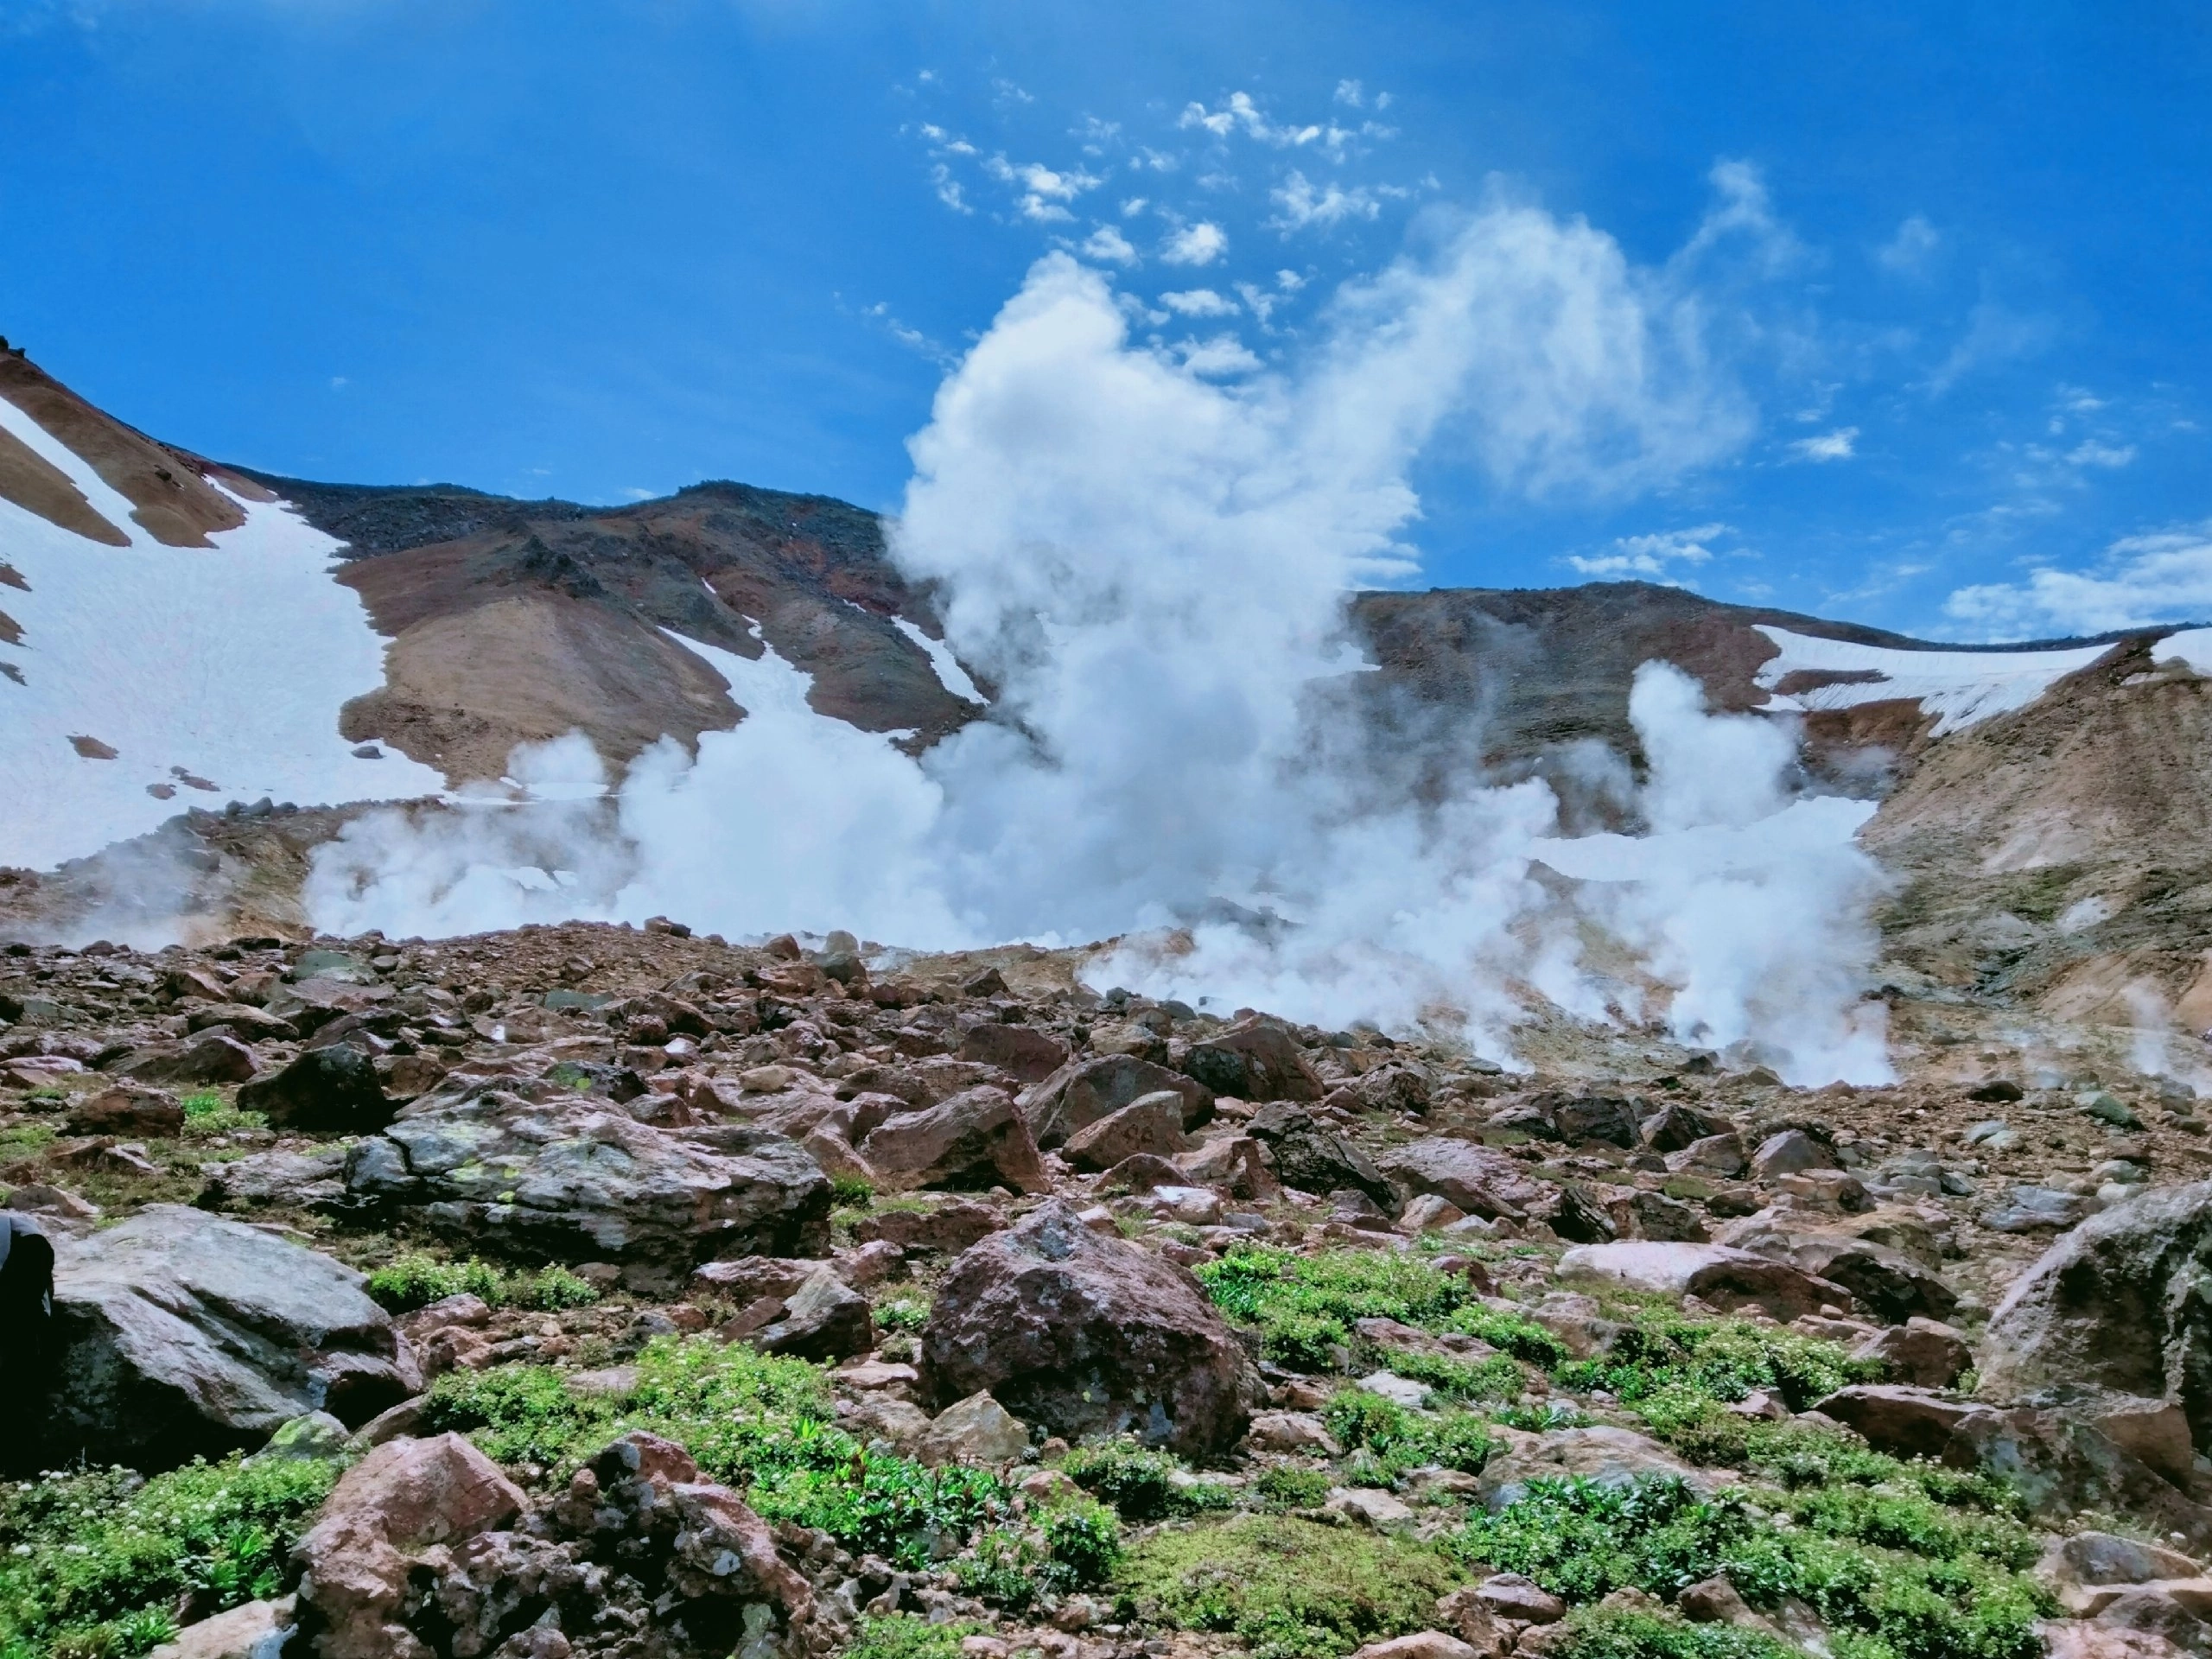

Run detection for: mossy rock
[[1114, 1514, 1460, 1659]]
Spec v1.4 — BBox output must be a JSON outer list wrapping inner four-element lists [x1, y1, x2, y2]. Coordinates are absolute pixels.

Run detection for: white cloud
[[929, 164, 971, 214], [1178, 91, 1355, 151], [1334, 79, 1366, 107], [1269, 169, 1381, 232], [1161, 220, 1229, 265], [1786, 426, 1859, 463], [1877, 213, 1940, 276], [1277, 269, 1307, 290], [1567, 523, 1732, 579], [1173, 334, 1264, 377], [1081, 225, 1139, 264], [1120, 196, 1149, 216], [1927, 300, 2053, 394], [2067, 439, 2136, 468], [1160, 288, 1238, 317], [1235, 281, 1278, 324], [1945, 519, 2212, 636], [985, 155, 1104, 223]]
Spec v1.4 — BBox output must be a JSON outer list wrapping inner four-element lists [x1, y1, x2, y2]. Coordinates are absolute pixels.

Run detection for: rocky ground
[[5, 921, 2212, 1659]]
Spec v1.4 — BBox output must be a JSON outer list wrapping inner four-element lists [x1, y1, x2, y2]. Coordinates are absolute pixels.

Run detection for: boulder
[[1378, 1136, 1545, 1221], [1668, 1134, 1748, 1179], [1249, 1103, 1396, 1208], [1640, 1103, 1730, 1154], [1352, 1634, 1479, 1659], [116, 1031, 259, 1087], [918, 1197, 1261, 1456], [1020, 1054, 1211, 1148], [238, 1046, 394, 1132], [958, 1023, 1071, 1085], [1489, 1090, 1640, 1148], [1351, 1062, 1434, 1116], [1814, 1384, 1980, 1463], [2043, 1534, 2207, 1597], [196, 1147, 349, 1211], [45, 1205, 419, 1469], [852, 1198, 1003, 1255], [1751, 1129, 1835, 1180], [857, 1086, 1052, 1193], [1064, 1090, 1191, 1171], [1980, 1181, 2212, 1450], [149, 1597, 297, 1659], [917, 1390, 1031, 1465], [292, 1433, 527, 1659], [342, 1092, 830, 1287], [1175, 1134, 1281, 1201], [1983, 1185, 2096, 1233], [1181, 1021, 1322, 1103], [65, 1083, 183, 1137], [1556, 1241, 1853, 1320], [1751, 1232, 1956, 1322], [1853, 1318, 1973, 1389], [749, 1268, 874, 1362]]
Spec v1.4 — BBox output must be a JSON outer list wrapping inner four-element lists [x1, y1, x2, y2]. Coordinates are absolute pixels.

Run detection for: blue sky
[[2, 0, 2208, 640]]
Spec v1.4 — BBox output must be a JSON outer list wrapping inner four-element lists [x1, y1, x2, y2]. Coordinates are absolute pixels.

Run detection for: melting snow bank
[[1754, 624, 2110, 735], [0, 392, 446, 871]]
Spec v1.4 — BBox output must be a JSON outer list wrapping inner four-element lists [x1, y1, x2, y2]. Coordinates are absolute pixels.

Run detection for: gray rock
[[857, 1085, 1052, 1193], [1377, 1136, 1546, 1221], [46, 1205, 420, 1470], [1063, 1090, 1192, 1171], [1751, 1128, 1835, 1180], [1181, 1021, 1323, 1103], [1558, 1241, 1852, 1320], [1981, 1180, 2212, 1452], [749, 1268, 874, 1362], [115, 1031, 260, 1087], [1982, 1185, 2095, 1233], [343, 1091, 830, 1287], [197, 1147, 349, 1211], [917, 1390, 1030, 1465]]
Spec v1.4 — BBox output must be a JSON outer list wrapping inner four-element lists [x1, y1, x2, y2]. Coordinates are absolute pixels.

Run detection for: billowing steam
[[305, 215, 1894, 1084]]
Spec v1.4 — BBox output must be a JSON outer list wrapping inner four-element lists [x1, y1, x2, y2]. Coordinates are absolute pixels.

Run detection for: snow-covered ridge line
[[1753, 624, 2112, 736]]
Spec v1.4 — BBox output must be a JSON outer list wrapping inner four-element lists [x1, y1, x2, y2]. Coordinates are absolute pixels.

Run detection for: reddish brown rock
[[1181, 1020, 1322, 1103], [1063, 1090, 1191, 1172], [919, 1197, 1261, 1456]]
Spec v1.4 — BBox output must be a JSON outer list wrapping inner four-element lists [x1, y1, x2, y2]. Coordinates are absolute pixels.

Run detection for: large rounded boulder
[[918, 1198, 1261, 1457], [1980, 1179, 2212, 1450]]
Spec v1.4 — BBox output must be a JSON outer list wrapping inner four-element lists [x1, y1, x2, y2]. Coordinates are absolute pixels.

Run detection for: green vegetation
[[828, 1173, 878, 1207], [1455, 1475, 2048, 1659], [956, 1500, 1124, 1610], [1322, 1389, 1493, 1484], [1557, 1313, 1883, 1418], [0, 1453, 340, 1659], [873, 1292, 932, 1333], [1115, 1515, 1462, 1659], [843, 1613, 984, 1659], [1252, 1466, 1334, 1510], [422, 1336, 1007, 1567], [365, 1251, 601, 1314], [1556, 1606, 1798, 1659], [1197, 1247, 1477, 1369], [178, 1090, 266, 1138], [1061, 1439, 1236, 1520]]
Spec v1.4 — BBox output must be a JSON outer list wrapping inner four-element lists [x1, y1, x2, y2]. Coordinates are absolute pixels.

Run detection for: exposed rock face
[[293, 1433, 527, 1659], [856, 1086, 1051, 1193], [1379, 1136, 1547, 1220], [919, 1198, 1261, 1456], [342, 1093, 830, 1287], [1980, 1181, 2212, 1450], [1489, 1090, 1641, 1148], [1556, 1241, 1853, 1321], [748, 1268, 874, 1362], [1019, 1054, 1211, 1149], [1180, 1021, 1323, 1103], [237, 1046, 394, 1132], [46, 1205, 420, 1469], [1248, 1103, 1397, 1208], [957, 1022, 1070, 1084]]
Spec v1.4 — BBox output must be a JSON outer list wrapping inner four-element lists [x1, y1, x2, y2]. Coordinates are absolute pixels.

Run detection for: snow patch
[[893, 616, 985, 704], [1753, 625, 2108, 736], [2153, 626, 2212, 676], [0, 392, 447, 870]]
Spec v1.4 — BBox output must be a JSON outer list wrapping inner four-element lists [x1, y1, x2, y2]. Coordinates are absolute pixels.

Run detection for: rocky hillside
[[4, 920, 2211, 1659]]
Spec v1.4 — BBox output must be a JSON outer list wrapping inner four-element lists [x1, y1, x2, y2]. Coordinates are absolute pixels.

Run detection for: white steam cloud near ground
[[306, 203, 1895, 1084]]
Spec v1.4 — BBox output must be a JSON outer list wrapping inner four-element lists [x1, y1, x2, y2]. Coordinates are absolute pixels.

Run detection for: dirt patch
[[0, 421, 127, 543]]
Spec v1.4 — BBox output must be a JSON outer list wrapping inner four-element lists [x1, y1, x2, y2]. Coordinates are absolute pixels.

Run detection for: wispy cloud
[[1786, 426, 1859, 463], [1926, 299, 2054, 394], [1268, 169, 1379, 232], [1567, 523, 1734, 579], [985, 155, 1104, 222], [1877, 213, 1940, 276], [1945, 519, 2212, 636], [1160, 288, 1238, 317]]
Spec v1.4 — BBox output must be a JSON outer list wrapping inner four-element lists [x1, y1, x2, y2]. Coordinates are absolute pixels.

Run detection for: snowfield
[[0, 390, 447, 871], [1753, 624, 2110, 735]]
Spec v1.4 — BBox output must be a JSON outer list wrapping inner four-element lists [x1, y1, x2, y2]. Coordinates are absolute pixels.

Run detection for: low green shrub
[[955, 1501, 1123, 1611], [422, 1337, 1006, 1567], [1375, 1346, 1526, 1404], [1062, 1440, 1235, 1520], [176, 1091, 267, 1138], [1453, 1475, 2049, 1659], [0, 1453, 340, 1659], [366, 1252, 600, 1314], [874, 1293, 931, 1332], [1115, 1514, 1462, 1659], [1557, 1315, 1878, 1414], [1198, 1248, 1473, 1370], [1552, 1606, 1799, 1659], [829, 1173, 878, 1206], [843, 1612, 984, 1659], [1253, 1466, 1334, 1510], [1322, 1388, 1493, 1483]]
